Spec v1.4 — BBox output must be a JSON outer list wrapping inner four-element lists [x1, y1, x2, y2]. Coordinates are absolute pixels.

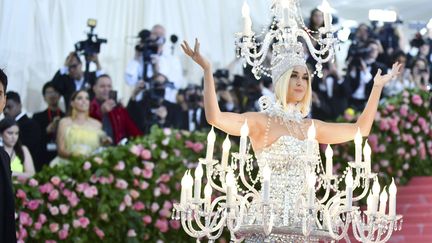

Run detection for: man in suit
[[0, 69, 17, 242], [32, 82, 65, 171], [4, 91, 42, 168], [51, 52, 103, 111]]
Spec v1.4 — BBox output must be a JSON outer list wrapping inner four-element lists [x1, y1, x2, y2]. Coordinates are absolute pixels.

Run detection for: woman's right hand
[[181, 39, 211, 70]]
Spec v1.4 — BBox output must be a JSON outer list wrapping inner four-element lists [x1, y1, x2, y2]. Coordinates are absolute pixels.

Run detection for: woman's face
[[287, 65, 309, 104], [2, 125, 19, 147], [311, 10, 324, 27], [71, 91, 90, 112]]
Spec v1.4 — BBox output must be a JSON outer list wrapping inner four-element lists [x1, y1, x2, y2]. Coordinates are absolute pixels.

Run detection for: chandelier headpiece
[[271, 40, 307, 84]]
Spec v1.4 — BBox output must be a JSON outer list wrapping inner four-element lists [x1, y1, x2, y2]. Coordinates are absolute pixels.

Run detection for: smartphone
[[109, 90, 117, 102]]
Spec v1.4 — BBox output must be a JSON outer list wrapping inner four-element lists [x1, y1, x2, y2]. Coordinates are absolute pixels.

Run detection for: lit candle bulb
[[367, 190, 377, 214], [307, 121, 316, 155], [354, 128, 362, 164], [194, 163, 203, 200], [221, 135, 231, 170], [206, 127, 216, 162], [280, 0, 290, 27], [321, 0, 333, 32], [239, 119, 249, 156], [379, 186, 388, 215], [180, 171, 188, 205], [325, 145, 333, 177], [372, 178, 380, 214], [185, 170, 194, 202], [204, 182, 212, 211], [226, 171, 235, 207], [345, 169, 353, 210], [262, 164, 271, 203], [389, 178, 397, 217], [307, 173, 316, 207], [241, 1, 253, 36], [363, 140, 371, 174]]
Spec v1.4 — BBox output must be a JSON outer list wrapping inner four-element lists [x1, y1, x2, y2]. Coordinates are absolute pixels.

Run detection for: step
[[408, 176, 432, 186], [397, 204, 432, 214], [395, 194, 432, 204], [397, 185, 432, 195]]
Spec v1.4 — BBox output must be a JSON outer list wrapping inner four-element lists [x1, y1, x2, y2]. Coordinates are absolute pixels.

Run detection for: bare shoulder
[[88, 117, 102, 128], [59, 117, 72, 126]]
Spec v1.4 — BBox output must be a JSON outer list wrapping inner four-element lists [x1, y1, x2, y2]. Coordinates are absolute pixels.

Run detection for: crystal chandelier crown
[[271, 41, 306, 84]]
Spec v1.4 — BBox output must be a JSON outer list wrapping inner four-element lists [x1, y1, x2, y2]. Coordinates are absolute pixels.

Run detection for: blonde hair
[[273, 67, 312, 117]]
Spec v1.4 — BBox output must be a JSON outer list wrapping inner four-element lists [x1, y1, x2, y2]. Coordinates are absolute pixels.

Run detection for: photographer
[[345, 39, 387, 111], [51, 51, 103, 111], [214, 69, 236, 112], [32, 82, 65, 171], [127, 73, 182, 133], [89, 74, 142, 143], [176, 84, 210, 132], [125, 24, 186, 103], [409, 57, 431, 91]]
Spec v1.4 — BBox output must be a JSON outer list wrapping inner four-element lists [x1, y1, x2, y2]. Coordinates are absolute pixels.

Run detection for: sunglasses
[[68, 64, 80, 69]]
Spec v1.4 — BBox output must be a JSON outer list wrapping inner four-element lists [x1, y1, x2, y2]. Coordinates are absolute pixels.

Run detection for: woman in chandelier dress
[[181, 39, 401, 241]]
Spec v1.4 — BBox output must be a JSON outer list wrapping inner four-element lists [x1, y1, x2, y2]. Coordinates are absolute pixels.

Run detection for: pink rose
[[50, 176, 61, 186], [143, 215, 152, 224], [59, 204, 69, 215], [34, 222, 42, 230], [77, 208, 85, 217], [153, 187, 161, 197], [158, 174, 171, 183], [140, 181, 149, 190], [162, 138, 170, 146], [192, 142, 204, 153], [151, 202, 160, 212], [19, 212, 32, 226], [94, 226, 105, 239], [62, 189, 72, 197], [129, 144, 144, 156], [58, 229, 68, 240], [78, 217, 90, 228], [49, 223, 59, 233], [16, 189, 27, 200], [159, 208, 171, 218], [163, 201, 172, 210], [127, 229, 137, 237], [399, 105, 408, 117], [163, 128, 172, 136], [49, 206, 59, 216], [155, 219, 169, 233], [83, 186, 98, 198], [114, 161, 125, 171], [83, 161, 92, 170], [72, 220, 80, 228], [48, 189, 59, 201], [93, 157, 103, 164], [133, 201, 145, 211], [18, 227, 28, 240], [124, 194, 132, 206], [411, 94, 423, 106], [174, 149, 181, 157], [119, 202, 126, 212], [142, 169, 153, 179], [116, 179, 128, 189], [130, 189, 140, 199], [67, 192, 80, 207], [28, 178, 39, 187], [140, 149, 152, 160], [159, 184, 171, 195], [160, 150, 168, 159], [143, 161, 154, 170], [27, 200, 41, 211], [38, 214, 47, 224], [132, 166, 141, 176], [169, 220, 181, 230]]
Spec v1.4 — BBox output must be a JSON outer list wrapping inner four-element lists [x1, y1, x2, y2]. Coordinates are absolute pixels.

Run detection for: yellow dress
[[50, 124, 103, 166], [11, 155, 24, 173]]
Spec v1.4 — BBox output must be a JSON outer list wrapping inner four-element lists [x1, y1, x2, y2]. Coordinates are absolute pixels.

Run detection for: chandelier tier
[[235, 0, 337, 80]]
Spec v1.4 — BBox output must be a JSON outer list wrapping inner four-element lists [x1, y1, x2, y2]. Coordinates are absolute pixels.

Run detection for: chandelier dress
[[238, 97, 330, 242]]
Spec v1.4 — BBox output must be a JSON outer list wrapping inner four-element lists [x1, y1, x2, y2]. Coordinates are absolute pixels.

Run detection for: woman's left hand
[[373, 62, 402, 87]]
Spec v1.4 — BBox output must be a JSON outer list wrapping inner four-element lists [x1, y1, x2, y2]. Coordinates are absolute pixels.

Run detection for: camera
[[75, 19, 107, 56], [135, 29, 163, 55]]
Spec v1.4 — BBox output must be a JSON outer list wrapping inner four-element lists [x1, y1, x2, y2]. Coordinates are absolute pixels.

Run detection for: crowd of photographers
[[4, 9, 432, 174]]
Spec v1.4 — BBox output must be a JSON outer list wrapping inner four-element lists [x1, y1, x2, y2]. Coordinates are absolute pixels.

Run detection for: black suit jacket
[[51, 70, 97, 111], [179, 107, 208, 132], [17, 114, 42, 167], [0, 147, 17, 242], [345, 61, 387, 99], [32, 109, 65, 171]]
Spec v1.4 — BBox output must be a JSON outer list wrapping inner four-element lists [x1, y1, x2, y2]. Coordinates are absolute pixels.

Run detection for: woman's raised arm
[[181, 39, 262, 137], [315, 62, 402, 144]]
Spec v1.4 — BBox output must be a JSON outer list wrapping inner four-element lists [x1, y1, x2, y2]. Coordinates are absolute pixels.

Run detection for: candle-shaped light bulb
[[221, 135, 231, 170], [308, 173, 316, 207], [345, 169, 353, 210], [372, 178, 380, 195], [321, 0, 333, 32], [194, 163, 203, 200], [367, 192, 373, 212], [206, 127, 216, 161], [239, 119, 249, 155], [180, 171, 188, 205], [307, 121, 316, 140], [185, 170, 194, 201], [226, 171, 235, 207], [325, 145, 333, 177], [389, 178, 397, 216], [354, 128, 362, 164], [241, 1, 252, 36], [363, 140, 372, 174], [204, 182, 212, 210], [262, 164, 271, 202], [379, 186, 388, 215]]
